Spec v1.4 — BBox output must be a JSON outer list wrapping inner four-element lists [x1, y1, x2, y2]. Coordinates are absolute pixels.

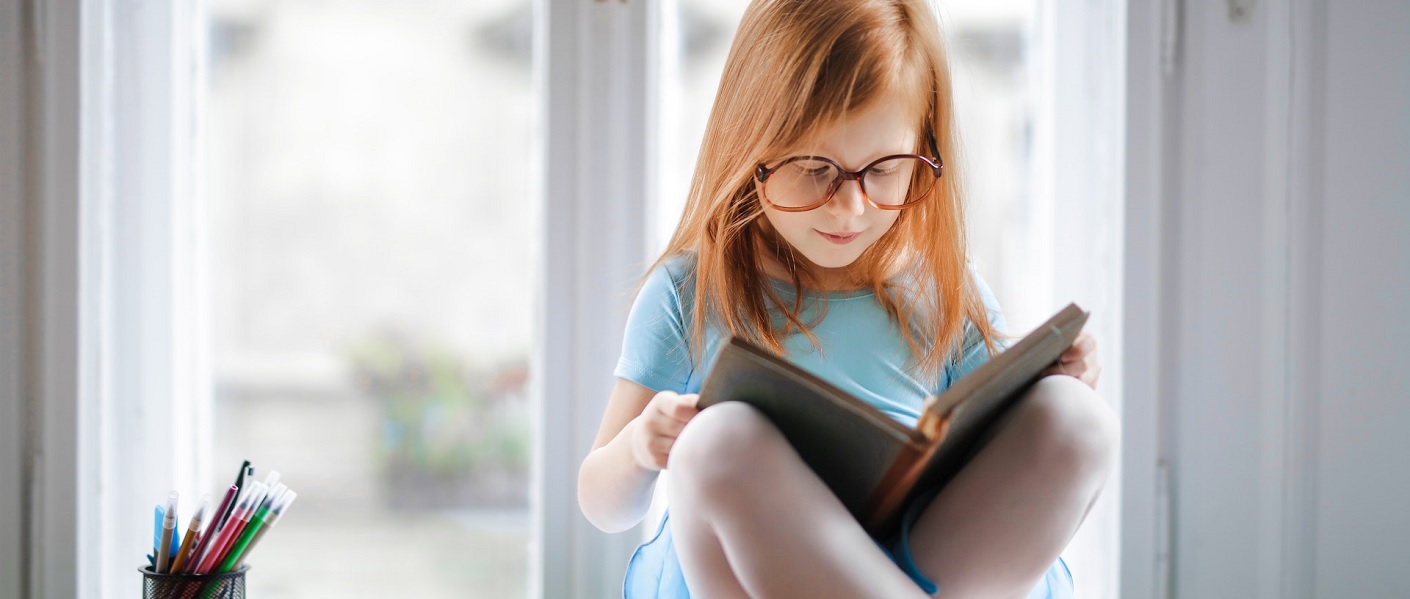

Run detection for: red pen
[[182, 485, 237, 573], [194, 482, 267, 574]]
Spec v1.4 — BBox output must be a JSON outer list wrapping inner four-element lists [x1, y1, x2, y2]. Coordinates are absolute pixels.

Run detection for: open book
[[695, 303, 1089, 538]]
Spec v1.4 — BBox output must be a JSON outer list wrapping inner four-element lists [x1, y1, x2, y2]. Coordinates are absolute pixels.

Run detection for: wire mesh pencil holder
[[140, 566, 248, 599]]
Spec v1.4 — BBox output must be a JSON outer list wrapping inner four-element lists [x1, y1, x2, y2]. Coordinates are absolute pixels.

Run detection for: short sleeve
[[945, 269, 1009, 386], [614, 261, 695, 393]]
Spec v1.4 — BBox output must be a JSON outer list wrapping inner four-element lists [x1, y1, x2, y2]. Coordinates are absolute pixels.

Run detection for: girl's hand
[[1046, 332, 1101, 390], [630, 391, 701, 471]]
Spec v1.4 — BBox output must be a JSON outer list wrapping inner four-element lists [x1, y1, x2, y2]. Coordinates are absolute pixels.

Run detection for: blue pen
[[152, 505, 163, 564]]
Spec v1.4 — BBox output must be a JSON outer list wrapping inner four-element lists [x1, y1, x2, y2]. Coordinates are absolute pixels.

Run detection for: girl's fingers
[[650, 435, 675, 457], [1061, 333, 1097, 362], [642, 392, 700, 440], [655, 412, 689, 438], [666, 394, 701, 422]]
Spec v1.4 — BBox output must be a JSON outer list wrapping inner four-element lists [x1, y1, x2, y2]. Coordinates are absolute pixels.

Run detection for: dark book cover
[[696, 303, 1089, 538]]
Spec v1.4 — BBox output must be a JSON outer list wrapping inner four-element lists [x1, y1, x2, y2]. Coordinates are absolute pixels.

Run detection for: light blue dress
[[614, 255, 1075, 598]]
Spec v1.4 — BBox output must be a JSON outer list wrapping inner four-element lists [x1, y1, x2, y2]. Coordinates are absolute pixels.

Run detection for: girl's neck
[[758, 252, 867, 293]]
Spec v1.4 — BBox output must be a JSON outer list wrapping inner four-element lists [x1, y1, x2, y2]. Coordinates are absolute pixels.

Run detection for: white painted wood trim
[[1033, 2, 1128, 597], [535, 0, 659, 596], [34, 0, 99, 595], [0, 0, 31, 595], [1279, 0, 1324, 595], [1121, 0, 1172, 597], [1256, 1, 1294, 595], [22, 1, 204, 596], [98, 0, 204, 594]]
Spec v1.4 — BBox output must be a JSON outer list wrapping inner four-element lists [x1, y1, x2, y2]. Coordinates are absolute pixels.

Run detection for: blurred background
[[5, 0, 1407, 598], [201, 0, 1046, 596]]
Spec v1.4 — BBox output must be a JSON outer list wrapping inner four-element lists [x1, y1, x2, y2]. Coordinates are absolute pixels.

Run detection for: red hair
[[648, 0, 997, 378]]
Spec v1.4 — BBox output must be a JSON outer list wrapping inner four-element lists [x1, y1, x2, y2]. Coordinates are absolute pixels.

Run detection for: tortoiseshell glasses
[[753, 152, 943, 212]]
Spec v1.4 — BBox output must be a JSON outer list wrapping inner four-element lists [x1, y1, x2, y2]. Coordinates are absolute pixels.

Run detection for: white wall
[[1154, 0, 1410, 597]]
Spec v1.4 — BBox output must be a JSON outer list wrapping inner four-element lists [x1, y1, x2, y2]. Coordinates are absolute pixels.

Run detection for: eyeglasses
[[754, 153, 943, 212]]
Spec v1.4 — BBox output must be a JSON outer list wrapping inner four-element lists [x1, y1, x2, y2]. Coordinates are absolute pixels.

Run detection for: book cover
[[695, 303, 1089, 538]]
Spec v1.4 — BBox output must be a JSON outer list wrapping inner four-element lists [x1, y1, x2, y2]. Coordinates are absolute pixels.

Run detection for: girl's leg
[[667, 402, 930, 599], [909, 375, 1120, 599]]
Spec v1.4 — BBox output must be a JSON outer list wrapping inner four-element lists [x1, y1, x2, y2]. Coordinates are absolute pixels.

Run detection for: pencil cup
[[140, 565, 247, 599]]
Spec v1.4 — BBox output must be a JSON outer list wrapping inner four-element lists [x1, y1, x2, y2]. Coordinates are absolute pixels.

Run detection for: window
[[203, 1, 537, 596], [13, 0, 1122, 597]]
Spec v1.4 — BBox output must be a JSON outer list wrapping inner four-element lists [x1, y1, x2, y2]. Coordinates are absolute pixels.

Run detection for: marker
[[183, 485, 237, 573], [230, 490, 297, 570], [169, 493, 211, 574], [156, 492, 178, 573], [217, 460, 252, 528], [194, 482, 267, 574], [192, 483, 254, 574], [219, 483, 287, 572]]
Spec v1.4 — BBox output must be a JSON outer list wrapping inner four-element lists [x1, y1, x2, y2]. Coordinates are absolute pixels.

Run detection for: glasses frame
[[753, 152, 944, 212]]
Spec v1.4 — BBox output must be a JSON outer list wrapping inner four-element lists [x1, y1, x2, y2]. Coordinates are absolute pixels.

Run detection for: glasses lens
[[862, 157, 927, 206], [763, 158, 838, 209]]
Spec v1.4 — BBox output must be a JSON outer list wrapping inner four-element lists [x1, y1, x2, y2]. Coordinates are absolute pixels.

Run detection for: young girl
[[578, 1, 1117, 597]]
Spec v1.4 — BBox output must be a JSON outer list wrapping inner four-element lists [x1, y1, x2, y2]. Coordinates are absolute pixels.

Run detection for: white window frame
[[1120, 0, 1170, 597], [15, 0, 207, 597], [1032, 1, 1130, 597], [0, 0, 30, 596], [534, 0, 663, 596]]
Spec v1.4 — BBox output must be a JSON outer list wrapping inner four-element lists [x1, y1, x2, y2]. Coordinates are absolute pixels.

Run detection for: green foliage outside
[[348, 333, 530, 481]]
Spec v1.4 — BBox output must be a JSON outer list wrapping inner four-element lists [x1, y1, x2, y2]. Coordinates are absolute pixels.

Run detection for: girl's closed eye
[[788, 161, 833, 179]]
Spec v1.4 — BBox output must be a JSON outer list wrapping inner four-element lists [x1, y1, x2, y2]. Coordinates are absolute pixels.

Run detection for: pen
[[192, 483, 255, 575], [183, 485, 237, 573], [156, 492, 178, 573], [194, 482, 267, 574], [218, 483, 287, 572], [230, 490, 297, 570], [169, 493, 211, 574], [217, 460, 251, 528], [210, 482, 269, 570]]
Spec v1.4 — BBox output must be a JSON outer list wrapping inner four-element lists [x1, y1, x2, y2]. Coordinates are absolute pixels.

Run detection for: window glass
[[204, 1, 536, 596]]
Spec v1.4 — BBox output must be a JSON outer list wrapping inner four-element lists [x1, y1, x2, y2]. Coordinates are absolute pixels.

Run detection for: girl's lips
[[817, 230, 861, 244]]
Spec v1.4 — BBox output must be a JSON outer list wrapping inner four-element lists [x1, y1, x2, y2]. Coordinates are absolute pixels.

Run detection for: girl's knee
[[1016, 376, 1120, 477], [669, 402, 781, 491]]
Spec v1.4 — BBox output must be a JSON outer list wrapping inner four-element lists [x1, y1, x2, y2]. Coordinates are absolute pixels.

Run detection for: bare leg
[[667, 402, 930, 599], [909, 375, 1120, 599]]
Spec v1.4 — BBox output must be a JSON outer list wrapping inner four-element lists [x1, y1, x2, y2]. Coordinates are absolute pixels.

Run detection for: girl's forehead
[[779, 101, 923, 160]]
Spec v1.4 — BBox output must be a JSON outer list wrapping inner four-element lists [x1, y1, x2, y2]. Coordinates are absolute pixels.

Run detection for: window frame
[[18, 0, 208, 597], [534, 0, 663, 596], [0, 0, 30, 595]]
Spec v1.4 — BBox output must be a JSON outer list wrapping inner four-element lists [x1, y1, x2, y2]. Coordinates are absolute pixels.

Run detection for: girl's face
[[759, 99, 918, 284]]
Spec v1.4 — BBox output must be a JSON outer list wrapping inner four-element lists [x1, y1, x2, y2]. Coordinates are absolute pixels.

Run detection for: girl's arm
[[578, 378, 699, 533]]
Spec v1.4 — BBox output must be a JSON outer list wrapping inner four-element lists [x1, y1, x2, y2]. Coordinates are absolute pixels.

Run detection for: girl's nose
[[825, 178, 868, 217]]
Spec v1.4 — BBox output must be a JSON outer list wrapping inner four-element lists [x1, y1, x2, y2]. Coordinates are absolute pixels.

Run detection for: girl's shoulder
[[641, 252, 699, 300]]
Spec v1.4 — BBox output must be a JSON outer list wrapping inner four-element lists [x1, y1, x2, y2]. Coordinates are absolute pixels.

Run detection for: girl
[[578, 0, 1117, 597]]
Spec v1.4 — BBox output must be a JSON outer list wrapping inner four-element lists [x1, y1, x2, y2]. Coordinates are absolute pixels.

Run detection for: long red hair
[[648, 0, 998, 378]]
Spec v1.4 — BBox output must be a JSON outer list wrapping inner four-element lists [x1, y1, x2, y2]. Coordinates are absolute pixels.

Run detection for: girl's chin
[[795, 247, 866, 270]]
